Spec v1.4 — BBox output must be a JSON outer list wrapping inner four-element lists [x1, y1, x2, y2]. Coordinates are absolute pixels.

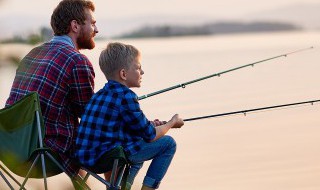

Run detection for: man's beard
[[77, 29, 95, 50]]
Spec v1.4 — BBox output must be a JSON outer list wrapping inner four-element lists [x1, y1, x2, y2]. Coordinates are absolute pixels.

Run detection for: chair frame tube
[[0, 169, 15, 190]]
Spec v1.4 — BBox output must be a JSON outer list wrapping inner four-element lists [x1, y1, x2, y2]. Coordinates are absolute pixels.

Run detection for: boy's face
[[125, 55, 144, 88]]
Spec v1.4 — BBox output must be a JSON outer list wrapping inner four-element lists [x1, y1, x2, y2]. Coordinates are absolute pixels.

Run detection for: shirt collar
[[106, 80, 126, 89], [105, 80, 136, 95], [50, 35, 75, 48]]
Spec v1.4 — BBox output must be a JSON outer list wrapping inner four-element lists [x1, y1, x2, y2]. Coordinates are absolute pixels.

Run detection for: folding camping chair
[[0, 92, 88, 190], [80, 146, 130, 190]]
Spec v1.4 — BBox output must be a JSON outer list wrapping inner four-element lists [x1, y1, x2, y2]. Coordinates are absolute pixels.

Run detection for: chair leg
[[114, 165, 126, 187], [82, 168, 111, 187], [20, 154, 40, 190], [0, 164, 26, 190], [44, 151, 91, 190], [81, 159, 128, 190], [109, 159, 119, 188], [19, 153, 49, 190], [44, 151, 66, 172], [84, 172, 90, 182], [40, 153, 48, 190], [0, 169, 14, 190]]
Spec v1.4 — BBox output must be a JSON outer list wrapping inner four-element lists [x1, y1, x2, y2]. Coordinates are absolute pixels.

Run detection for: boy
[[75, 42, 184, 190]]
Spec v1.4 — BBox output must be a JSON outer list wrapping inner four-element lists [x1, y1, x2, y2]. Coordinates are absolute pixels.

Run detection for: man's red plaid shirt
[[6, 40, 95, 176]]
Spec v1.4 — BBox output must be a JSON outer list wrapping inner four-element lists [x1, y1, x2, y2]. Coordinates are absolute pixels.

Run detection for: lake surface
[[1, 31, 320, 190]]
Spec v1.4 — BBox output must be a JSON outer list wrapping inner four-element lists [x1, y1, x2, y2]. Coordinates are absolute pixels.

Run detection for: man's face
[[77, 9, 98, 50]]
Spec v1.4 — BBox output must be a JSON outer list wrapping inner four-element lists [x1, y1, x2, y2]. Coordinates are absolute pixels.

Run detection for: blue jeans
[[126, 135, 177, 189]]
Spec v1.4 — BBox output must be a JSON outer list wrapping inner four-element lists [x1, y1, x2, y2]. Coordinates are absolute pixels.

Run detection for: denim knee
[[162, 135, 177, 153]]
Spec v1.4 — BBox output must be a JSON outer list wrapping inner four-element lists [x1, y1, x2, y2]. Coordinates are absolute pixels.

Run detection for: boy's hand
[[170, 114, 184, 128], [151, 119, 167, 126]]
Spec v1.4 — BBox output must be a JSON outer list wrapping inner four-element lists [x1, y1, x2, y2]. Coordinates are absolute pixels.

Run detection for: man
[[6, 0, 98, 178]]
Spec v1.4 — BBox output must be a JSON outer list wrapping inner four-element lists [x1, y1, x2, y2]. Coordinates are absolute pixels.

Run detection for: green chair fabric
[[0, 92, 86, 190], [0, 92, 62, 178], [0, 92, 129, 190], [81, 146, 130, 190], [0, 92, 40, 171], [85, 146, 128, 174]]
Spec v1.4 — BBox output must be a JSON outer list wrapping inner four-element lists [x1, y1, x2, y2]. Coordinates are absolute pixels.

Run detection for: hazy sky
[[0, 0, 319, 38], [1, 0, 319, 19]]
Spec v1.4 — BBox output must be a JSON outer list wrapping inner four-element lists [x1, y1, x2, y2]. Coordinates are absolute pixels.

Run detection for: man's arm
[[69, 60, 95, 117]]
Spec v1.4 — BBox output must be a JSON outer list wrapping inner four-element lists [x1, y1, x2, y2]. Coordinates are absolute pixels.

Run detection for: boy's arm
[[150, 119, 166, 126], [150, 114, 184, 142], [121, 91, 184, 142]]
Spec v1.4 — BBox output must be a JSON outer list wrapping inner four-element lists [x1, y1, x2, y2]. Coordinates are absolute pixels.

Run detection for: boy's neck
[[109, 78, 128, 88]]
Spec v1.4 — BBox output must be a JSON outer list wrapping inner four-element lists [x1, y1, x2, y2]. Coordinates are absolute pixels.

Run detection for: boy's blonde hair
[[99, 42, 140, 80]]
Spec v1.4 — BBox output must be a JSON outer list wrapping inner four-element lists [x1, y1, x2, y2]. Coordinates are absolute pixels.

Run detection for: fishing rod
[[184, 99, 320, 122], [138, 47, 314, 100]]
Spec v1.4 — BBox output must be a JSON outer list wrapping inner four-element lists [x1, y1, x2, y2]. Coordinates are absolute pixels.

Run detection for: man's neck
[[51, 35, 76, 49], [67, 34, 78, 50]]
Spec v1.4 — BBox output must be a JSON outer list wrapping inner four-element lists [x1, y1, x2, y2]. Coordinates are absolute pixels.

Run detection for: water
[[1, 31, 320, 190]]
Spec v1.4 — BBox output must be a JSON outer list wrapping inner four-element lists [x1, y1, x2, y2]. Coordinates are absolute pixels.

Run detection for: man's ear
[[70, 20, 80, 33], [119, 69, 126, 80]]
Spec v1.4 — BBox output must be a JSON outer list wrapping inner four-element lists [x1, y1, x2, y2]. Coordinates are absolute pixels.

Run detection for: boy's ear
[[119, 69, 126, 80]]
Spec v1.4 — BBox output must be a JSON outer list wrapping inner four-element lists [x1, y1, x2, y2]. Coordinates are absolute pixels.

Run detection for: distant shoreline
[[116, 21, 302, 39], [0, 21, 303, 44]]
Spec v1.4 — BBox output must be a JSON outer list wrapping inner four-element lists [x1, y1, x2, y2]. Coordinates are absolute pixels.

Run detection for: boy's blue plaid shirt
[[75, 80, 156, 166]]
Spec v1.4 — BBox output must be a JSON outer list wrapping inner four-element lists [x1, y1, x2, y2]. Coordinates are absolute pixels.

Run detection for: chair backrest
[[0, 92, 44, 176]]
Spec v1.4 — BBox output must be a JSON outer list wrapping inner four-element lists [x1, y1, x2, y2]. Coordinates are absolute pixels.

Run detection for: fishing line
[[138, 47, 314, 100], [184, 99, 320, 122]]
